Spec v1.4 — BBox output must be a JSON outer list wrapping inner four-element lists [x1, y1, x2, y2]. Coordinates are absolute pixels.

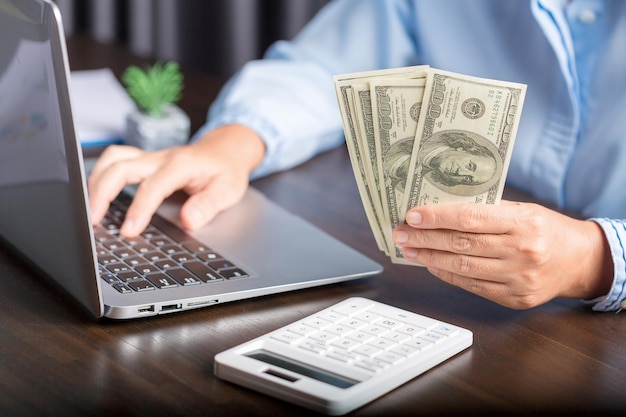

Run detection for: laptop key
[[102, 240, 126, 251], [150, 237, 173, 247], [133, 243, 156, 253], [114, 248, 138, 259], [171, 253, 194, 263], [100, 272, 119, 284], [220, 268, 249, 279], [106, 263, 132, 274], [155, 259, 178, 270], [111, 282, 132, 294], [135, 264, 160, 275], [167, 268, 203, 286], [160, 244, 183, 255], [143, 250, 169, 262], [126, 279, 156, 292], [157, 226, 196, 245], [124, 255, 145, 266], [146, 273, 179, 289], [98, 254, 118, 265], [117, 271, 142, 282], [124, 236, 148, 247], [183, 261, 224, 282], [183, 241, 212, 253], [208, 259, 236, 271], [197, 251, 222, 262]]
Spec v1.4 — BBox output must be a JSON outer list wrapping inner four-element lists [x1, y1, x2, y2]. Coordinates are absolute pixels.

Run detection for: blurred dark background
[[54, 0, 329, 79]]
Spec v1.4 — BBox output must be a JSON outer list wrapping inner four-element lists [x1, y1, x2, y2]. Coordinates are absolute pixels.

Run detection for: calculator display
[[246, 350, 359, 389]]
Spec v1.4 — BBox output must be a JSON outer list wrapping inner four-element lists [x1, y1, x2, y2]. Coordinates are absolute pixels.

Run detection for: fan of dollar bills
[[333, 66, 526, 264]]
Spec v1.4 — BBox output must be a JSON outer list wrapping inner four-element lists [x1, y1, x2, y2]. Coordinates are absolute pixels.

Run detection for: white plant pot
[[125, 104, 190, 151]]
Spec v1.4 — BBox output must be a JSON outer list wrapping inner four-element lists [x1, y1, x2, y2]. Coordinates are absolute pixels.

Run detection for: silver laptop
[[0, 0, 382, 319]]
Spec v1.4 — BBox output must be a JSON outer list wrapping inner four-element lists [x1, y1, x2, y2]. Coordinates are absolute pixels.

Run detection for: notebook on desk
[[0, 0, 382, 319]]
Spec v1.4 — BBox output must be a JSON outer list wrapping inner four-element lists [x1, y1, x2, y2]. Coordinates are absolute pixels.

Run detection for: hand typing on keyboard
[[88, 124, 265, 237], [96, 196, 249, 294]]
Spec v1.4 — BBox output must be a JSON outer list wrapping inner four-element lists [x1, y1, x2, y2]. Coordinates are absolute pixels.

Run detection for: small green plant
[[122, 61, 184, 117]]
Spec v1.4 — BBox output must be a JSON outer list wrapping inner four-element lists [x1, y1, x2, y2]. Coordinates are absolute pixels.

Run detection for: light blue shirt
[[198, 0, 626, 311]]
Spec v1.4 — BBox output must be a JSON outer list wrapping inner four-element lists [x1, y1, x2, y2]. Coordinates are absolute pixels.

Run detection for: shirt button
[[578, 9, 597, 24]]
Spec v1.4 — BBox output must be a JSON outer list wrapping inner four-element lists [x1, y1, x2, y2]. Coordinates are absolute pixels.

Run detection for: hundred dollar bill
[[333, 65, 429, 253], [369, 78, 426, 261], [397, 69, 526, 263], [349, 83, 389, 253]]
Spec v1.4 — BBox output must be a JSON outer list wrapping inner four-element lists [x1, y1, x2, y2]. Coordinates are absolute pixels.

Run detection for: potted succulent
[[122, 61, 190, 151]]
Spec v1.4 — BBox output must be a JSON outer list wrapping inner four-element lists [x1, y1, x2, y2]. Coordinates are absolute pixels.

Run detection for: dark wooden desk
[[0, 35, 624, 417]]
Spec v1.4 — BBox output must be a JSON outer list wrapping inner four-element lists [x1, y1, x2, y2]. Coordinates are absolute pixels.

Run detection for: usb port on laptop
[[137, 305, 155, 313], [161, 304, 182, 312]]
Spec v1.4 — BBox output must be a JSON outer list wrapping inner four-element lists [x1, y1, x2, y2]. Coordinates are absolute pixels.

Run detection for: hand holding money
[[334, 66, 526, 264]]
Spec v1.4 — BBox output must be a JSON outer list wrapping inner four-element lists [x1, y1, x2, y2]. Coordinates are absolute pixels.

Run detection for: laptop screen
[[0, 0, 103, 317]]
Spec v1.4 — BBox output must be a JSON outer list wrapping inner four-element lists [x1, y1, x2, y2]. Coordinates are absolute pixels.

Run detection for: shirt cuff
[[190, 111, 283, 180], [587, 218, 626, 312]]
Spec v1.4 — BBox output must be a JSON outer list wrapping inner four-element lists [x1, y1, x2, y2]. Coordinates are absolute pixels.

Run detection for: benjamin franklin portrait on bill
[[417, 130, 503, 196]]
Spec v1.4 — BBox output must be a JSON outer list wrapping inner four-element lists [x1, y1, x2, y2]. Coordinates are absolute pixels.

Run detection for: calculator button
[[330, 338, 360, 351], [287, 323, 317, 336], [367, 337, 395, 350], [376, 352, 406, 365], [434, 324, 459, 336], [298, 340, 327, 353], [390, 344, 419, 357], [362, 325, 388, 336], [382, 331, 410, 343], [271, 331, 301, 344], [339, 317, 367, 329], [332, 298, 373, 315], [375, 317, 403, 329], [326, 325, 351, 336], [396, 323, 426, 336], [353, 361, 380, 373], [325, 350, 356, 363], [302, 317, 331, 329], [403, 338, 434, 351], [317, 311, 346, 322], [353, 311, 380, 322], [352, 344, 382, 358], [400, 315, 438, 330], [354, 358, 389, 372], [346, 331, 375, 343], [309, 331, 338, 343], [420, 332, 446, 343]]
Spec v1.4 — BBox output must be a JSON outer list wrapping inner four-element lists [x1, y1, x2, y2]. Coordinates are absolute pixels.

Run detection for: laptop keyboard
[[95, 194, 249, 294]]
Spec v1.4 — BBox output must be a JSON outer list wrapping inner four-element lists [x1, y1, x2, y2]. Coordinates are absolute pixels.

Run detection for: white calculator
[[214, 297, 473, 415]]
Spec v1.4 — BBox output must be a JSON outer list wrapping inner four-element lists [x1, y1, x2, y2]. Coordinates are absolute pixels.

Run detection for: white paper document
[[70, 68, 136, 146]]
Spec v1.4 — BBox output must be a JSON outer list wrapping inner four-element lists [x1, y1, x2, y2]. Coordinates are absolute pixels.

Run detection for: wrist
[[579, 220, 614, 300], [195, 124, 266, 176]]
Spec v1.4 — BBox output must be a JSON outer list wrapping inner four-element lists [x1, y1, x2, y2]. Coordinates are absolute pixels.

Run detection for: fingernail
[[406, 211, 422, 226], [394, 230, 408, 244]]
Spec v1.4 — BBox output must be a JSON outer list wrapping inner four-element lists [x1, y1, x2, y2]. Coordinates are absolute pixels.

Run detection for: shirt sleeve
[[587, 218, 626, 312], [194, 0, 418, 179]]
